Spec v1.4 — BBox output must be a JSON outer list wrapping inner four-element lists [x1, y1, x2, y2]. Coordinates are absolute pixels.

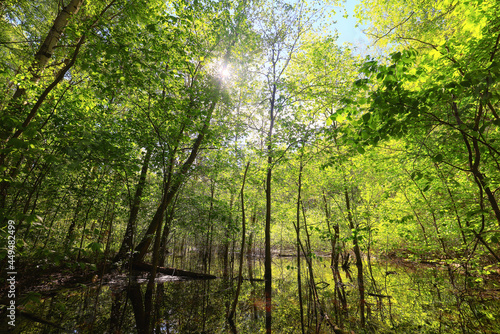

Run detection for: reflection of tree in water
[[8, 256, 500, 333]]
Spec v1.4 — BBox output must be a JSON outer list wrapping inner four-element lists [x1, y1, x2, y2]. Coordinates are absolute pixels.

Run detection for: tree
[[250, 1, 338, 331], [341, 0, 500, 260]]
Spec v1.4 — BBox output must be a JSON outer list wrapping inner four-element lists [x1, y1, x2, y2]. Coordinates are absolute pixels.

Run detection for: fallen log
[[132, 262, 217, 279], [232, 277, 265, 282]]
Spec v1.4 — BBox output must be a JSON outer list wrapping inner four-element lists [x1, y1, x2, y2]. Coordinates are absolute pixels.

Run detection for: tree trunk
[[159, 193, 179, 267], [65, 183, 86, 251], [127, 283, 147, 334], [433, 162, 467, 245], [228, 162, 250, 321], [8, 0, 84, 105], [265, 81, 277, 334], [452, 102, 500, 228], [223, 192, 234, 278], [114, 148, 152, 263], [322, 192, 348, 319], [406, 168, 448, 255], [344, 187, 365, 327], [132, 98, 218, 264], [295, 158, 305, 334]]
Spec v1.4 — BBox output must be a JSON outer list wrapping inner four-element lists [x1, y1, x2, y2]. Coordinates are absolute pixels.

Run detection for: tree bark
[[114, 148, 152, 263], [10, 0, 84, 103], [159, 194, 179, 267], [323, 192, 348, 318], [265, 81, 277, 334], [452, 102, 500, 228], [35, 0, 84, 75], [228, 162, 250, 321], [295, 158, 305, 334], [127, 283, 147, 334], [344, 187, 365, 327]]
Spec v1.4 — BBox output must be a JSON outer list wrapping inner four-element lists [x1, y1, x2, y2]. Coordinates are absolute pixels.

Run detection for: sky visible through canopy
[[333, 0, 368, 48]]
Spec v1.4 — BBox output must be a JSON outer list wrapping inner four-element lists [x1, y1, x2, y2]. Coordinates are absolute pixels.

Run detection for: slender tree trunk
[[5, 0, 84, 109], [322, 192, 348, 319], [265, 160, 272, 333], [103, 204, 115, 263], [401, 189, 429, 246], [223, 192, 235, 278], [204, 182, 215, 273], [228, 162, 250, 322], [295, 159, 305, 334], [115, 148, 152, 263], [265, 81, 277, 334], [65, 183, 86, 251], [3, 154, 26, 212], [132, 98, 218, 264], [42, 192, 68, 249], [20, 162, 51, 238], [453, 102, 500, 228], [108, 286, 126, 333], [159, 193, 180, 267], [78, 191, 106, 261], [144, 218, 162, 332], [297, 201, 342, 333], [127, 283, 147, 334], [344, 187, 365, 327], [300, 202, 319, 330], [247, 230, 254, 258]]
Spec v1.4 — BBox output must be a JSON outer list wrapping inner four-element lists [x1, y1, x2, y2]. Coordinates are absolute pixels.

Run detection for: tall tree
[[343, 0, 500, 260]]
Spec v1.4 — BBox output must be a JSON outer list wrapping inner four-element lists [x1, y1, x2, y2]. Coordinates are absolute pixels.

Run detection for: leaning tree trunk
[[7, 0, 84, 107], [158, 193, 180, 267], [114, 148, 152, 263], [453, 101, 500, 228], [131, 94, 219, 264], [1, 0, 118, 209]]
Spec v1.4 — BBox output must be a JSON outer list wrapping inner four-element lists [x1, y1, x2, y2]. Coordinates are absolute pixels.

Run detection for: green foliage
[[0, 1, 499, 331]]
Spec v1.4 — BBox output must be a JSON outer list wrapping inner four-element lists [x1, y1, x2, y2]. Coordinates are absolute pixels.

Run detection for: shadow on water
[[3, 254, 500, 333]]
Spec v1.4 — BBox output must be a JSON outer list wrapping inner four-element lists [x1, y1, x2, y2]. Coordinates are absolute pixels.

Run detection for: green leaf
[[362, 113, 371, 123], [87, 242, 103, 253]]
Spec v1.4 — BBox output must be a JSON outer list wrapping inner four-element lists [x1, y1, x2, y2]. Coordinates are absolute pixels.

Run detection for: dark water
[[3, 255, 500, 333]]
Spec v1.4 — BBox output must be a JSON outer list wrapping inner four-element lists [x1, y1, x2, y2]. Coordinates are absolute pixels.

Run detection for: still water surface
[[5, 254, 500, 333]]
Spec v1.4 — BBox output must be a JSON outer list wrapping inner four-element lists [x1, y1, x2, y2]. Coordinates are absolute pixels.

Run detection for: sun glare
[[220, 66, 231, 79]]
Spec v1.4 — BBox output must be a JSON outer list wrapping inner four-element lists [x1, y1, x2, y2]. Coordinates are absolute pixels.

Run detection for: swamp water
[[3, 255, 500, 333]]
